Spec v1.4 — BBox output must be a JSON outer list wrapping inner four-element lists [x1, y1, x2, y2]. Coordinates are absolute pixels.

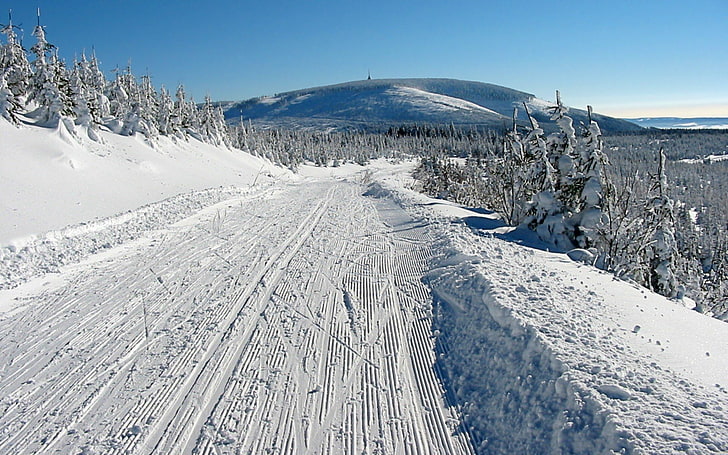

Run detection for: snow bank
[[367, 171, 728, 453], [425, 259, 626, 454], [0, 118, 292, 288], [0, 119, 287, 246]]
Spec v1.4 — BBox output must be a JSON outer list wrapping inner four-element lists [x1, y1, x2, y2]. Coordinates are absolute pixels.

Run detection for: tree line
[[1, 10, 229, 145]]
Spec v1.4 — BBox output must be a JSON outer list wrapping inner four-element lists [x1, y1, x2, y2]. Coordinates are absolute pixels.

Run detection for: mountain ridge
[[223, 78, 642, 133], [628, 117, 728, 129]]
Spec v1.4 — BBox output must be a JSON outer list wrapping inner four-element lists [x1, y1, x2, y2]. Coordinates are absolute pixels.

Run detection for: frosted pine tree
[[0, 10, 31, 99], [497, 108, 528, 224], [156, 85, 176, 136], [574, 105, 610, 249], [198, 95, 228, 146], [174, 84, 198, 138], [535, 91, 582, 249], [86, 51, 110, 122], [27, 13, 70, 124], [0, 72, 20, 123], [69, 57, 91, 124], [645, 148, 678, 297], [548, 91, 581, 212], [71, 52, 109, 126], [136, 73, 159, 137], [106, 67, 130, 131], [522, 104, 557, 229], [68, 54, 104, 141]]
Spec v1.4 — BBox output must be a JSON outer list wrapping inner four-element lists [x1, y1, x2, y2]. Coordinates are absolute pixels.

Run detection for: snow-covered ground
[[1, 121, 727, 454], [0, 119, 286, 248]]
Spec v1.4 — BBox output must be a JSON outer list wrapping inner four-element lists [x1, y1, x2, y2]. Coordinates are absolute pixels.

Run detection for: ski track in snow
[[0, 180, 473, 454], [1, 170, 727, 454]]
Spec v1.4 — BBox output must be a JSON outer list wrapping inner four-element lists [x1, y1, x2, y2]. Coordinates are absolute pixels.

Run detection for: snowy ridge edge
[[424, 259, 628, 453]]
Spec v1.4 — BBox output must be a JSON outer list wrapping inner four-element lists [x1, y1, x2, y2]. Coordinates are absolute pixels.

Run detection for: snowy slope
[[224, 78, 642, 133], [0, 119, 286, 247]]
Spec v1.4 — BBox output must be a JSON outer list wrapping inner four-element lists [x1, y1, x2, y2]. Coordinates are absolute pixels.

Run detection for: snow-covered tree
[[135, 73, 159, 137], [86, 51, 110, 121], [531, 92, 584, 249], [106, 66, 129, 126], [0, 71, 20, 123], [174, 84, 198, 137], [645, 148, 678, 297], [70, 51, 109, 128], [198, 94, 228, 146], [156, 85, 175, 136], [27, 15, 72, 124], [522, 105, 557, 229], [69, 57, 92, 125], [573, 105, 610, 249], [0, 10, 31, 98]]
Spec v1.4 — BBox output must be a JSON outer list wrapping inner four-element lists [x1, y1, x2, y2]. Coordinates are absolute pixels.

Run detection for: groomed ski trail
[[0, 180, 473, 454]]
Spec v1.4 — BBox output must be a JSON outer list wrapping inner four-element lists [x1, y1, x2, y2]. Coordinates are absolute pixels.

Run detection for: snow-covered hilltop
[[223, 78, 642, 133]]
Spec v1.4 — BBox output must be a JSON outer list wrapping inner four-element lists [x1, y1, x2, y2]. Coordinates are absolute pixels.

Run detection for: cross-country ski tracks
[[0, 180, 473, 454]]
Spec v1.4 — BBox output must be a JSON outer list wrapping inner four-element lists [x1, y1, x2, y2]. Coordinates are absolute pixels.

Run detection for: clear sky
[[4, 0, 727, 118]]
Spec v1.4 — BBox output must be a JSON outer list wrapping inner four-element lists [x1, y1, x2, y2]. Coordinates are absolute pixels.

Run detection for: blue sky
[[4, 0, 727, 117]]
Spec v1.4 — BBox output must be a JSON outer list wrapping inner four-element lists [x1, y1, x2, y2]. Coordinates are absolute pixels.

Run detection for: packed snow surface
[[0, 123, 727, 454]]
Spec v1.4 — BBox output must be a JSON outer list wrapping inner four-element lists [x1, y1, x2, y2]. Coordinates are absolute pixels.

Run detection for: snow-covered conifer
[[645, 148, 678, 297], [174, 84, 199, 137], [0, 10, 31, 99], [156, 85, 175, 136], [498, 108, 530, 224], [0, 71, 20, 123], [574, 105, 610, 249], [86, 51, 110, 121], [522, 104, 557, 229], [106, 66, 129, 126], [198, 95, 228, 146], [69, 57, 92, 125], [27, 15, 71, 124], [532, 92, 583, 249], [547, 91, 581, 212]]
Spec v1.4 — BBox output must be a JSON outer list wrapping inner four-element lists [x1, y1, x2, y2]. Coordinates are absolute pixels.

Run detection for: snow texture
[[0, 123, 726, 454]]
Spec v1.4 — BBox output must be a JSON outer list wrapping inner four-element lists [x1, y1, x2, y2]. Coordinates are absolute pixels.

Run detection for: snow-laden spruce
[[0, 12, 229, 147]]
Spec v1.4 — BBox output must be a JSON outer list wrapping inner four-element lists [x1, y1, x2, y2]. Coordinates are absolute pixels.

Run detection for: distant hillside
[[223, 78, 641, 133], [628, 117, 728, 129]]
